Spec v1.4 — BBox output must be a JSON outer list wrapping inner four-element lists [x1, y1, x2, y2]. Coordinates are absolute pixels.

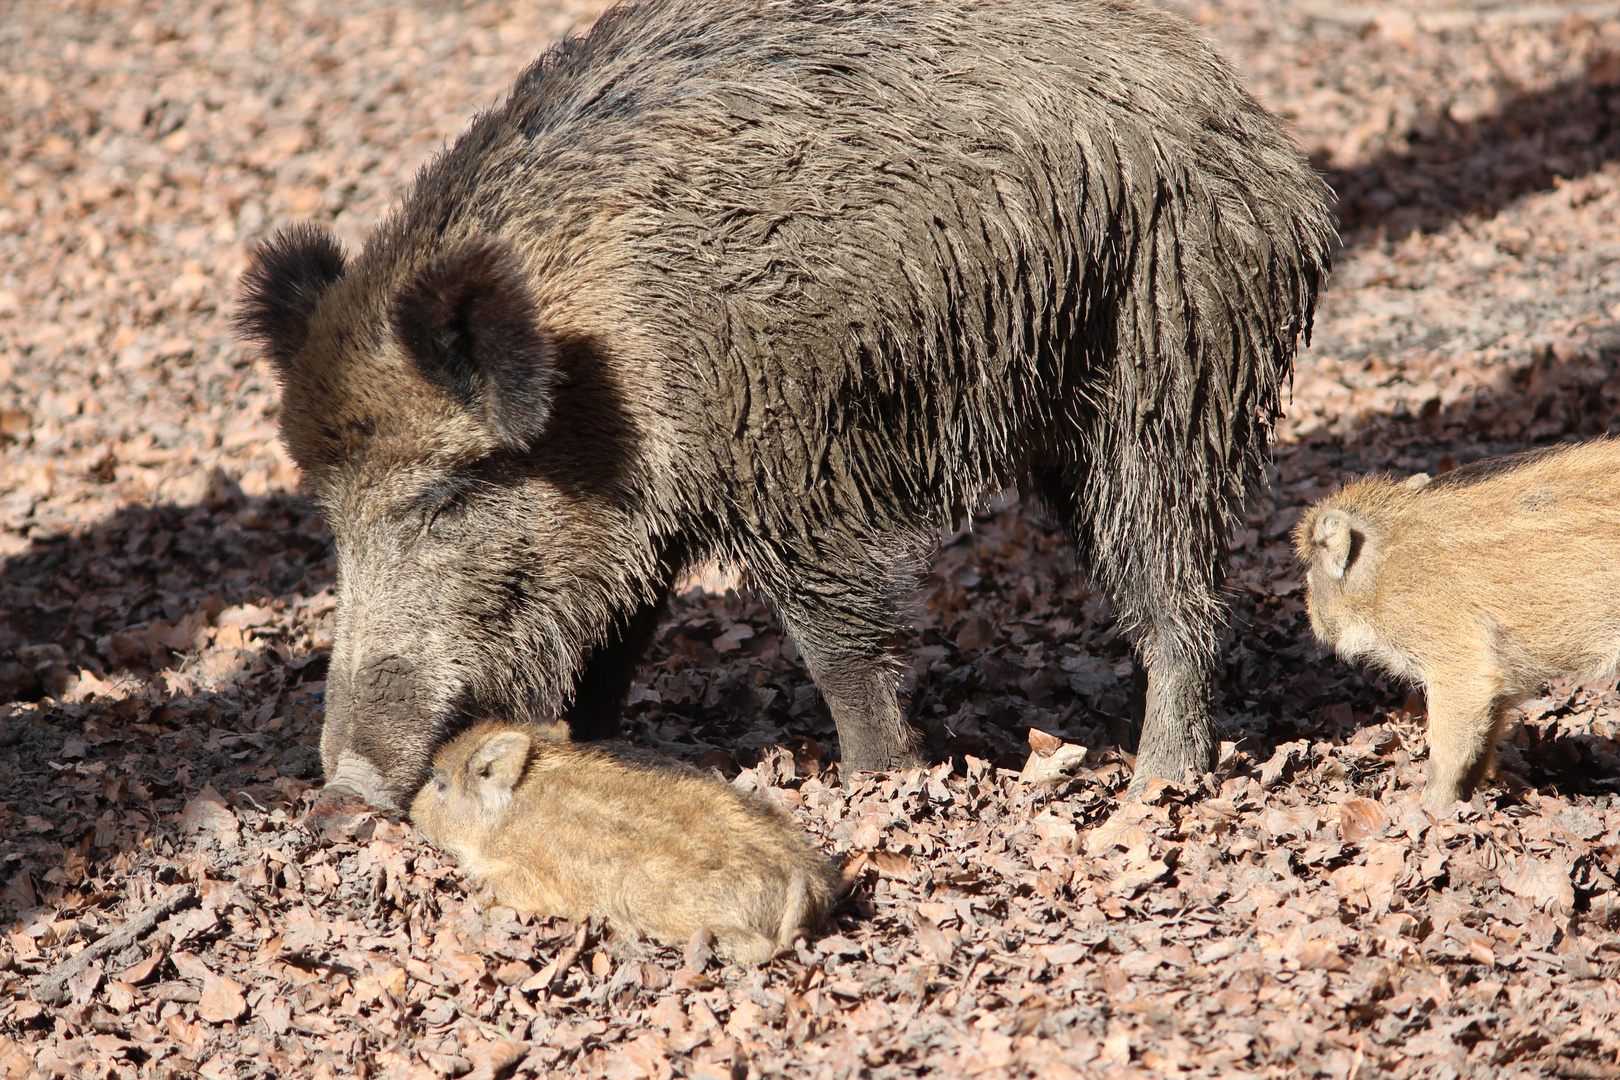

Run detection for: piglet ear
[[233, 223, 348, 376], [466, 729, 532, 810], [1312, 510, 1358, 579], [392, 239, 556, 451]]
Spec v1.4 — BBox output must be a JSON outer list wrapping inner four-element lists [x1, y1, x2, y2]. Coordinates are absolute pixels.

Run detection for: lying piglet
[[410, 721, 838, 964]]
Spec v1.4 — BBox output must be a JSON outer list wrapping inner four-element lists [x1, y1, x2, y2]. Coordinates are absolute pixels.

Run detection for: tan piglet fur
[[1294, 439, 1620, 808], [410, 721, 838, 964]]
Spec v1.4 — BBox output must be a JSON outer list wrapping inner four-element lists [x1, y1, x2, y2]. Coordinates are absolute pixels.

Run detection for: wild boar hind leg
[[1033, 467, 1222, 795]]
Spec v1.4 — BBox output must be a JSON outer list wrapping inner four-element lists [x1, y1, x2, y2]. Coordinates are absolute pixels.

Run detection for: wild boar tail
[[1075, 89, 1335, 656], [1107, 135, 1335, 513]]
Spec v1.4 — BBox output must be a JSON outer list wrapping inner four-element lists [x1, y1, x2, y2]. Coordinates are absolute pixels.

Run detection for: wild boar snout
[[348, 653, 420, 718], [320, 652, 438, 809]]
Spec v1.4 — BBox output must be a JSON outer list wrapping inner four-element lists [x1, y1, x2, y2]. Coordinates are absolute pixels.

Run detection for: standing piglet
[[235, 0, 1335, 808], [409, 721, 838, 964], [1295, 440, 1620, 807]]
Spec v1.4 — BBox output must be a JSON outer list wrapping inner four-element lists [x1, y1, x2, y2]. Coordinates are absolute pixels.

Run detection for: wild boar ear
[[467, 728, 532, 804], [392, 240, 557, 451], [233, 224, 348, 376], [1312, 510, 1357, 579]]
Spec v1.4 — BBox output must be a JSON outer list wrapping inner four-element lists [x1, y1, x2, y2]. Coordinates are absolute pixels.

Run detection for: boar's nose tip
[[322, 753, 402, 811]]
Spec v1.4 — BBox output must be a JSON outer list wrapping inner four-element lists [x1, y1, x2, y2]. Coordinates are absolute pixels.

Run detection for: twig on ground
[[546, 923, 590, 997], [33, 884, 200, 1006]]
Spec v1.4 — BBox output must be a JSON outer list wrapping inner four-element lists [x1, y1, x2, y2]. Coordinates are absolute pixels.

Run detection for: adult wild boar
[[236, 0, 1335, 808]]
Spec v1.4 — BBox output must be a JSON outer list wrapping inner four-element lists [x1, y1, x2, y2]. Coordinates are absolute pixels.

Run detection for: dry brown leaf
[[1030, 810, 1079, 851], [1018, 739, 1087, 786], [1027, 728, 1063, 756], [1084, 819, 1156, 857], [215, 603, 275, 630], [463, 1039, 530, 1080], [1446, 925, 1499, 967], [602, 1034, 673, 1080], [955, 616, 994, 653], [65, 959, 103, 1005], [0, 1037, 36, 1080], [171, 953, 248, 1024], [849, 819, 883, 849], [1294, 938, 1350, 972], [178, 786, 239, 843], [354, 967, 408, 1005], [104, 979, 136, 1013], [259, 995, 292, 1036], [867, 850, 913, 879], [683, 926, 716, 973], [289, 1013, 341, 1036], [114, 951, 163, 985], [1259, 741, 1308, 788], [1500, 855, 1576, 916], [1100, 1027, 1131, 1067], [1328, 841, 1409, 912], [493, 960, 532, 986], [1335, 797, 1392, 843], [914, 914, 960, 963], [282, 907, 328, 953]]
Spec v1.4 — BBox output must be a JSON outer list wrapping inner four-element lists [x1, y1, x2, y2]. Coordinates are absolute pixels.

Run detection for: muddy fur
[[235, 0, 1335, 807], [1295, 438, 1620, 807], [410, 721, 838, 964]]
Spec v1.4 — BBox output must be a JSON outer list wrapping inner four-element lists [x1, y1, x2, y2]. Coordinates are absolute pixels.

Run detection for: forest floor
[[3, 0, 1620, 1077]]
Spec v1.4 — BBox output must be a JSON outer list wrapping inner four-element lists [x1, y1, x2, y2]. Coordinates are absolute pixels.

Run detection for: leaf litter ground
[[3, 1, 1620, 1077]]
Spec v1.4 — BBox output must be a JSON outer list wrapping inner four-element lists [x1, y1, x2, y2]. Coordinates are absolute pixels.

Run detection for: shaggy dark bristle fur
[[236, 0, 1335, 808]]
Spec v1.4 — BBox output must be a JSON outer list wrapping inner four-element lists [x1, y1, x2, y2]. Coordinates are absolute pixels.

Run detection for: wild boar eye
[[425, 492, 462, 538]]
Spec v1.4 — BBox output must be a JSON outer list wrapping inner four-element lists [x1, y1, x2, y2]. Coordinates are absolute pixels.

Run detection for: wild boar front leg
[[793, 646, 921, 774], [766, 559, 925, 774], [1127, 640, 1218, 794], [564, 580, 674, 741], [1421, 673, 1506, 808]]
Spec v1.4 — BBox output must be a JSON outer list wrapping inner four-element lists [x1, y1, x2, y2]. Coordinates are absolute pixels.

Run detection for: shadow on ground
[[1327, 65, 1620, 245], [0, 486, 334, 926]]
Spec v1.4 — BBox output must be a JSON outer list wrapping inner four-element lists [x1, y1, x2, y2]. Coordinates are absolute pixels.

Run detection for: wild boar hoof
[[840, 748, 925, 775], [1121, 754, 1209, 800], [1419, 782, 1469, 811], [304, 785, 375, 833]]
